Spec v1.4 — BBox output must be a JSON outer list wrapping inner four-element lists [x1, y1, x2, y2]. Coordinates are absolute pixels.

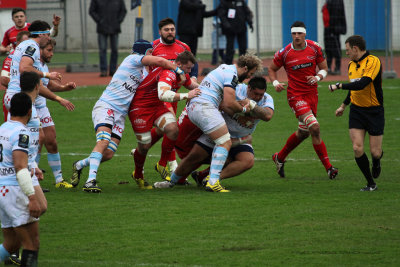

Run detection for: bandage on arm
[[16, 168, 35, 196], [158, 81, 177, 102]]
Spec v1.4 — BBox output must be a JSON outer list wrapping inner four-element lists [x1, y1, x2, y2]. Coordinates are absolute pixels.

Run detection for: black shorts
[[196, 141, 254, 161], [349, 105, 384, 136]]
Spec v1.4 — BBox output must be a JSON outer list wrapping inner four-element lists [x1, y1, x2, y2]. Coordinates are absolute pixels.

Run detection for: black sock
[[21, 249, 38, 267], [372, 151, 383, 168], [355, 153, 375, 186]]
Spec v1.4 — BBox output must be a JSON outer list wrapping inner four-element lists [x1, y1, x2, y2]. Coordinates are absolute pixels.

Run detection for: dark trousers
[[225, 32, 247, 64], [98, 33, 119, 74], [179, 34, 198, 56], [324, 33, 342, 71], [212, 49, 225, 65]]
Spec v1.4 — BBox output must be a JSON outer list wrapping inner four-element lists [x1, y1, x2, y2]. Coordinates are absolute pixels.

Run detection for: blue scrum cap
[[132, 39, 153, 55]]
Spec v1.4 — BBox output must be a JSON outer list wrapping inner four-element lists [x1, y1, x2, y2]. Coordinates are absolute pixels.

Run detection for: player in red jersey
[[1, 31, 30, 121], [128, 51, 200, 189], [0, 8, 60, 54], [268, 21, 338, 179], [148, 17, 199, 175]]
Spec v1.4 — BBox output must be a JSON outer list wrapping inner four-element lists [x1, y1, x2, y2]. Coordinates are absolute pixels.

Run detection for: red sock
[[159, 136, 175, 167], [198, 167, 210, 179], [133, 149, 146, 179], [150, 128, 163, 147], [168, 148, 176, 162], [313, 140, 332, 171], [278, 132, 302, 161]]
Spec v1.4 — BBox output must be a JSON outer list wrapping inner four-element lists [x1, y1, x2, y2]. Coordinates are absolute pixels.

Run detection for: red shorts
[[175, 108, 203, 159], [288, 93, 318, 117], [129, 105, 170, 133], [164, 102, 178, 114]]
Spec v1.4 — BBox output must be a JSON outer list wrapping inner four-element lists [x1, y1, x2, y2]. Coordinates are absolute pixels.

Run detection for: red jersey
[[1, 51, 13, 77], [1, 23, 30, 49], [152, 38, 191, 60], [130, 67, 191, 109], [273, 40, 325, 96]]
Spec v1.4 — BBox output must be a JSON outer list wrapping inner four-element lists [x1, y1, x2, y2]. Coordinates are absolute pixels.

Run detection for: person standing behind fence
[[211, 18, 226, 65], [217, 0, 253, 64], [322, 0, 346, 75], [89, 0, 127, 77], [177, 0, 217, 56]]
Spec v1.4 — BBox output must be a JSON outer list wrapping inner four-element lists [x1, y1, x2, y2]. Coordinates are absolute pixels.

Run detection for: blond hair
[[237, 53, 263, 73]]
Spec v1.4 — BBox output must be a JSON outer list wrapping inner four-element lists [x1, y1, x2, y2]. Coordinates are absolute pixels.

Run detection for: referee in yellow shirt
[[329, 35, 384, 191]]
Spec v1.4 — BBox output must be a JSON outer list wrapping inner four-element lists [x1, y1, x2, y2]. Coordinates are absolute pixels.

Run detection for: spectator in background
[[218, 0, 253, 64], [0, 8, 60, 54], [211, 18, 226, 65], [89, 0, 127, 77], [177, 0, 217, 56], [322, 0, 347, 75]]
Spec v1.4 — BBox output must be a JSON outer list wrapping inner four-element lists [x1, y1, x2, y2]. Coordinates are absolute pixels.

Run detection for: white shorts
[[0, 186, 39, 228], [187, 102, 225, 134], [92, 101, 126, 139], [4, 91, 17, 111], [36, 106, 54, 128]]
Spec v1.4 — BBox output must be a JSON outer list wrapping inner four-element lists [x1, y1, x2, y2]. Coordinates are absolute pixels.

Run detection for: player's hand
[[53, 14, 61, 26], [273, 81, 286, 92], [58, 97, 75, 111], [188, 88, 201, 99], [335, 106, 345, 117], [48, 72, 62, 82], [34, 168, 44, 181], [306, 75, 319, 85], [329, 83, 341, 92], [64, 82, 77, 91], [28, 195, 41, 218]]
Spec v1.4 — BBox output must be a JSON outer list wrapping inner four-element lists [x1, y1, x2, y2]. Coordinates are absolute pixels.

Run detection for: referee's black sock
[[21, 249, 38, 267], [355, 153, 375, 186]]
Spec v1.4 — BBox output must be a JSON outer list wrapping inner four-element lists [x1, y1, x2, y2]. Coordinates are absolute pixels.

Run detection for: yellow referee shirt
[[348, 52, 383, 107]]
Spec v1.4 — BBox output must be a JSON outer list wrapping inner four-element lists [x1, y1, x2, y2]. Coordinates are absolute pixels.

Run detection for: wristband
[[336, 82, 341, 89], [179, 93, 188, 100], [43, 72, 48, 78], [16, 168, 35, 196], [272, 80, 280, 87], [318, 69, 327, 79], [242, 106, 247, 113], [249, 100, 257, 110], [175, 67, 184, 75], [315, 75, 321, 82]]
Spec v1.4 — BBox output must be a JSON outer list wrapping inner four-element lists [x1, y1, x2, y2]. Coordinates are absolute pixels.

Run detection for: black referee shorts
[[349, 104, 385, 136]]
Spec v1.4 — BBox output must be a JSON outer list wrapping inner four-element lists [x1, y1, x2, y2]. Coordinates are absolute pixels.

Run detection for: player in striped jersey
[[71, 40, 184, 193]]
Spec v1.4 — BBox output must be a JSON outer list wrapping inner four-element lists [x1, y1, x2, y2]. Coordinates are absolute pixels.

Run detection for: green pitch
[[1, 79, 400, 266]]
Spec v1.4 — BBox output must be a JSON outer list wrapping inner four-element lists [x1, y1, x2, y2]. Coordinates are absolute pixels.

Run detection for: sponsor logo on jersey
[[18, 134, 29, 148], [231, 75, 238, 88], [0, 168, 15, 175], [292, 62, 312, 70], [134, 118, 146, 126], [295, 100, 307, 107], [24, 46, 36, 56]]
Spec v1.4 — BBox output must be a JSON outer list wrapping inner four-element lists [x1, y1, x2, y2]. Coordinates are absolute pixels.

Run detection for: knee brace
[[96, 131, 111, 142], [304, 114, 318, 129], [136, 131, 151, 144], [107, 140, 118, 152], [155, 112, 176, 131], [214, 133, 231, 146]]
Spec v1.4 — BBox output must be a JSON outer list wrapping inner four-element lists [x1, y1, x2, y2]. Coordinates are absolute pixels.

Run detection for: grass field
[[1, 78, 400, 266]]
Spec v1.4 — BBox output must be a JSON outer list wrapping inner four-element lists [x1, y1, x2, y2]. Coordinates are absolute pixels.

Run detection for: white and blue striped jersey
[[35, 62, 49, 109], [98, 54, 145, 115], [8, 39, 41, 93], [0, 120, 30, 186], [224, 84, 274, 138], [191, 64, 239, 107], [26, 106, 40, 169]]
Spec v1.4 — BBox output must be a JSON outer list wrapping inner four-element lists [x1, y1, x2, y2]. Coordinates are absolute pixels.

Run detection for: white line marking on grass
[[40, 259, 180, 266], [45, 153, 398, 162]]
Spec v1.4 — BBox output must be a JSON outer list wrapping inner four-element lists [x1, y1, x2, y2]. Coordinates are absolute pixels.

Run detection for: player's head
[[345, 35, 366, 61], [247, 76, 267, 102], [16, 31, 30, 46], [20, 71, 41, 99], [158, 18, 176, 44], [290, 21, 306, 46], [40, 38, 56, 63], [28, 20, 51, 45], [175, 51, 196, 73], [236, 54, 263, 82], [132, 39, 153, 55], [12, 8, 27, 29], [10, 92, 32, 119]]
